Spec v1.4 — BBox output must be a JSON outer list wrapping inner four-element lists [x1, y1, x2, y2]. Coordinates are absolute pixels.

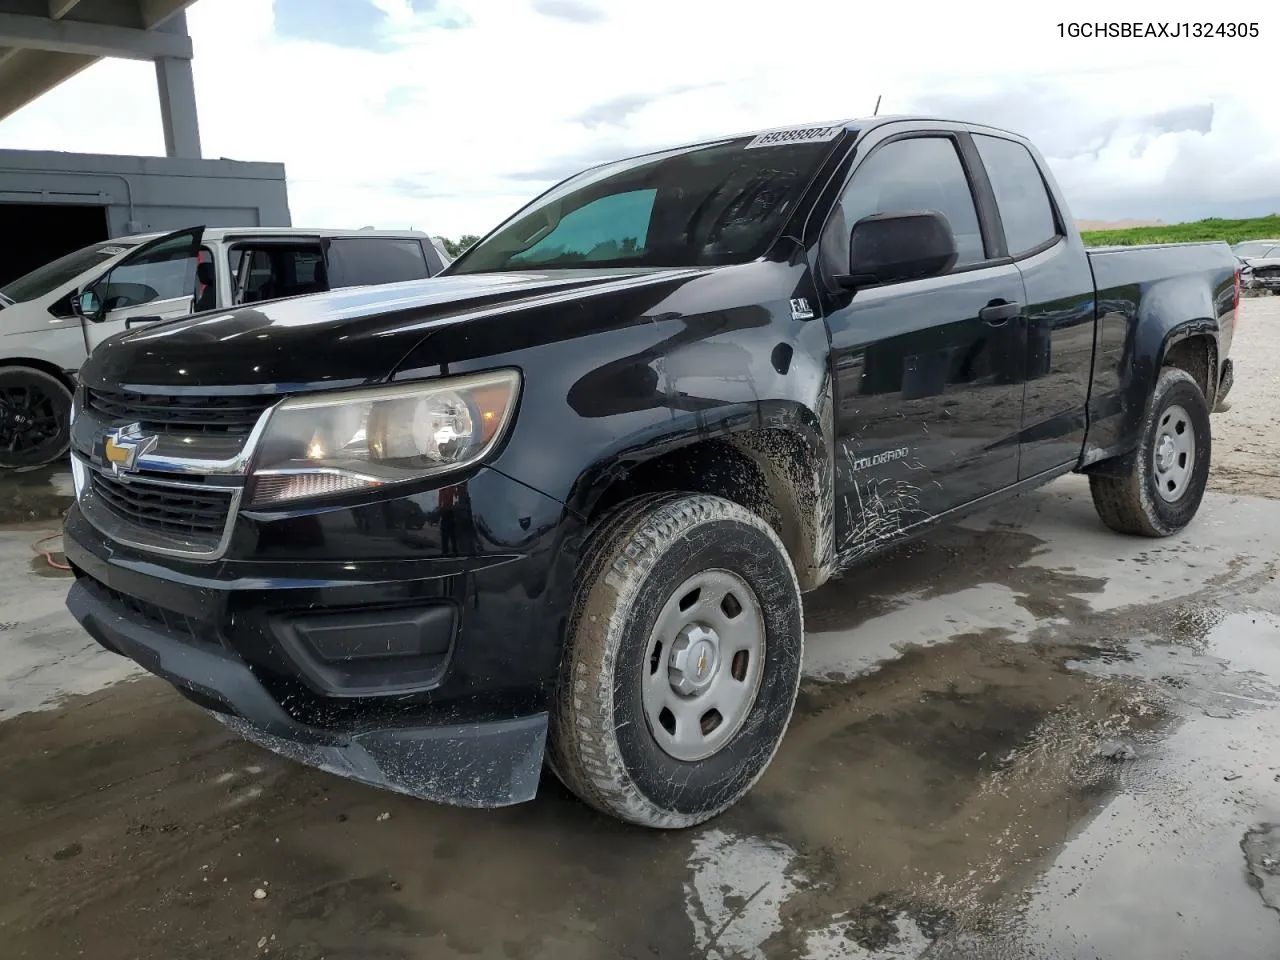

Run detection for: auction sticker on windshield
[[745, 123, 845, 149]]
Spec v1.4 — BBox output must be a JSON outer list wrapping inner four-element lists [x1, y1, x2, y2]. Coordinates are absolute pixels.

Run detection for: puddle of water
[[805, 912, 935, 959], [683, 828, 803, 960], [1243, 823, 1280, 914], [1207, 610, 1280, 680], [0, 463, 74, 525], [1069, 609, 1280, 721], [805, 582, 1036, 679], [1001, 702, 1280, 960]]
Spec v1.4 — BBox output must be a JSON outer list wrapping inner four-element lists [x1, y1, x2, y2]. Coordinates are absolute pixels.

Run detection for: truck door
[[969, 133, 1098, 478], [80, 226, 205, 350], [820, 132, 1028, 543]]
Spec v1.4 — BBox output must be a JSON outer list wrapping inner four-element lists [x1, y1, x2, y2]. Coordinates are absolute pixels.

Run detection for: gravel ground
[[1209, 294, 1280, 498]]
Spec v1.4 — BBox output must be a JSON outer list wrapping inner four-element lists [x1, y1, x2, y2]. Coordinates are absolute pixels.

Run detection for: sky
[[0, 0, 1277, 238]]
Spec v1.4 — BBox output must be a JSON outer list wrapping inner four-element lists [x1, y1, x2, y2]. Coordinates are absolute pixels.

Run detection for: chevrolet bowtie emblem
[[103, 422, 157, 476]]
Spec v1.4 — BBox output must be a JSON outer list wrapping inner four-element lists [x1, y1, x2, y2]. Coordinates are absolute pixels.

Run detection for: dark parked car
[[62, 116, 1238, 828]]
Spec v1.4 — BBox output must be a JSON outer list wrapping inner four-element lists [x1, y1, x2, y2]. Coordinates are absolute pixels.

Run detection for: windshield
[[0, 239, 141, 304], [450, 127, 845, 274], [1232, 241, 1280, 259]]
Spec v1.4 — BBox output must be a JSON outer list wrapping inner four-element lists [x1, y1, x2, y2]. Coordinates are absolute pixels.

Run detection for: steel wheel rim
[[1152, 403, 1195, 502], [641, 568, 766, 762]]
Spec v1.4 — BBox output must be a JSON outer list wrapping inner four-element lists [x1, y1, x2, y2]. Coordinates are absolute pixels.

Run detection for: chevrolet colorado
[[62, 116, 1239, 828]]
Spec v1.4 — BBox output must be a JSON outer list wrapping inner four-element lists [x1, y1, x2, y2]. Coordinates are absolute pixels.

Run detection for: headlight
[[248, 369, 520, 506]]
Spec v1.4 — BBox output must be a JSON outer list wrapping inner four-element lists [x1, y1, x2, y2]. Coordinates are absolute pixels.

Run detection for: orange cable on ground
[[31, 532, 71, 571], [31, 506, 72, 571]]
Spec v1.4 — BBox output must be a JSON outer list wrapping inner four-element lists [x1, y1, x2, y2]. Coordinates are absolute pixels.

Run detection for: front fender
[[561, 392, 835, 589], [392, 258, 837, 588]]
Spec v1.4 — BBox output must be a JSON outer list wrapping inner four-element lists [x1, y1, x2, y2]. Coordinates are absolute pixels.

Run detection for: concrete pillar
[[154, 55, 201, 159]]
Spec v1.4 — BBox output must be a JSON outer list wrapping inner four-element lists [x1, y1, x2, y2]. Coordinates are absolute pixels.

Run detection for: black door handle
[[124, 315, 162, 328], [979, 301, 1022, 326]]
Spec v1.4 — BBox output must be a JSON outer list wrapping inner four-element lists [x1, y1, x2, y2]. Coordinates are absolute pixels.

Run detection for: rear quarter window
[[973, 134, 1061, 258], [326, 238, 432, 288]]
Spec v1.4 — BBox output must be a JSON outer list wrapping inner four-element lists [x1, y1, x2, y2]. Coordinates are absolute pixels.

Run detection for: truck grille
[[85, 387, 276, 435], [88, 471, 234, 545]]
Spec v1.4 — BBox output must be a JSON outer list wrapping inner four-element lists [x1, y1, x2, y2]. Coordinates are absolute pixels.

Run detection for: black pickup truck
[[62, 116, 1238, 829]]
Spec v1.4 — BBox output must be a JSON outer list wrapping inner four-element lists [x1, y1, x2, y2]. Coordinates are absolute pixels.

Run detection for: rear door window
[[973, 134, 1061, 257], [326, 238, 432, 288], [229, 244, 327, 304]]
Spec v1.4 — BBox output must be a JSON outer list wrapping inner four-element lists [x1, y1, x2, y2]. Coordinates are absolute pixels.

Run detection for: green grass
[[1080, 214, 1280, 247]]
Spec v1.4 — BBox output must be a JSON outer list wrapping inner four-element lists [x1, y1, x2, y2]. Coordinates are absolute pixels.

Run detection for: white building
[[0, 0, 291, 287]]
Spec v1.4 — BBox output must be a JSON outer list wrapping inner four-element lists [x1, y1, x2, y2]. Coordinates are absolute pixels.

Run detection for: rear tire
[[0, 367, 73, 470], [1089, 367, 1211, 537], [549, 493, 803, 829]]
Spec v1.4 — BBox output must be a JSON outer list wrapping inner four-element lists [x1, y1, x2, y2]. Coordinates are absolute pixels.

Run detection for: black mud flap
[[1214, 358, 1234, 412], [215, 712, 549, 809]]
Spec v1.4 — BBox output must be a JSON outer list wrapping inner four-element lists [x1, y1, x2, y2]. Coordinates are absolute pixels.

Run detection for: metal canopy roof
[[0, 0, 197, 125]]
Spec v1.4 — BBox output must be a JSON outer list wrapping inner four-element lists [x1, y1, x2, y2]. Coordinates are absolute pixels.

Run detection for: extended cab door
[[820, 131, 1028, 537], [969, 134, 1098, 478], [81, 226, 204, 350]]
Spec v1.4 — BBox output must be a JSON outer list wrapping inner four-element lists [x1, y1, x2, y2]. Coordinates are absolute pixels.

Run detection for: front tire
[[549, 493, 803, 829], [1089, 367, 1211, 537], [0, 367, 73, 470]]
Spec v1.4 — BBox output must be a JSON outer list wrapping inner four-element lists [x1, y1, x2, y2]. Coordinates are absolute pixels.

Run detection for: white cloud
[[0, 0, 1277, 236]]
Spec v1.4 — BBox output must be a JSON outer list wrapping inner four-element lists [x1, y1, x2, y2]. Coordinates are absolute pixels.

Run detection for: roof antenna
[[873, 95, 882, 116]]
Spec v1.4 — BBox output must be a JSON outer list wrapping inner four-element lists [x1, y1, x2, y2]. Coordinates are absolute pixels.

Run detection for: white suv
[[0, 226, 446, 468]]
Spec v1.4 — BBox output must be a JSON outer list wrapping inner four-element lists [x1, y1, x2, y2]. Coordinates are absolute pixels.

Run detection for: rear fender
[[1082, 272, 1222, 468]]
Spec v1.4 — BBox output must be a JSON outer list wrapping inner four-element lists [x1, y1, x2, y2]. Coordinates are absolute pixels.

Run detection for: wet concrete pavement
[[1, 463, 1278, 960]]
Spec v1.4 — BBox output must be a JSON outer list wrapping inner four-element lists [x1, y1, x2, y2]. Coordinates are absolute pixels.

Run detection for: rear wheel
[[549, 493, 803, 828], [0, 367, 73, 470], [1089, 367, 1211, 537]]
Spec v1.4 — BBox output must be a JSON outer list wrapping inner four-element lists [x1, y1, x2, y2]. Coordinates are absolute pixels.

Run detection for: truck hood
[[79, 267, 701, 391]]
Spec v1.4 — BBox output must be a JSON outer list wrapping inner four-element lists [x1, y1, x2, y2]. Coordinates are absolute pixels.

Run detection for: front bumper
[[67, 579, 548, 805], [62, 465, 582, 808]]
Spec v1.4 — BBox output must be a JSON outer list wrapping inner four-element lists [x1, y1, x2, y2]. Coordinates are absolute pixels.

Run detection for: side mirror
[[75, 288, 105, 321], [837, 211, 959, 289]]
